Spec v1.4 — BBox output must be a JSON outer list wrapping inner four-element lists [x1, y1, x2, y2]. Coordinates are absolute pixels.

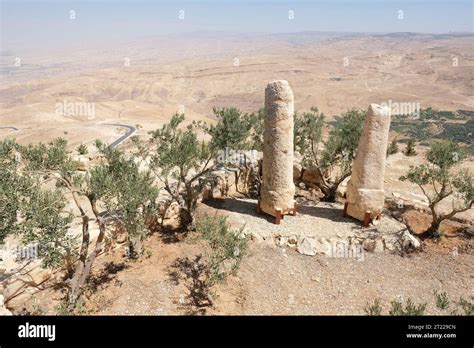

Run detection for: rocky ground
[[203, 198, 411, 254], [4, 198, 472, 316]]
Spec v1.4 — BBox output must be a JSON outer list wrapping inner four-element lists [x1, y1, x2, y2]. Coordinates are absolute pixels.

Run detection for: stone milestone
[[345, 103, 391, 223], [259, 80, 296, 223]]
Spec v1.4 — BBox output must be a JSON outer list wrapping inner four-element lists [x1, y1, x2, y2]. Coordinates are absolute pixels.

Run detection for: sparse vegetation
[[458, 297, 474, 315], [419, 107, 456, 121], [434, 290, 449, 310], [76, 143, 88, 155], [439, 119, 474, 145], [390, 108, 473, 154], [404, 139, 417, 156], [55, 298, 88, 315], [400, 141, 473, 238], [1, 9, 473, 321], [387, 138, 399, 156], [364, 299, 383, 315], [364, 292, 473, 316], [2, 103, 472, 316], [389, 298, 427, 315]]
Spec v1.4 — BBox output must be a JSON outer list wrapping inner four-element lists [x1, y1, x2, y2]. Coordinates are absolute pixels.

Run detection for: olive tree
[[244, 107, 265, 151], [92, 141, 160, 257], [134, 108, 266, 227], [135, 114, 216, 227], [200, 107, 264, 196], [205, 107, 254, 153], [0, 138, 158, 305], [1, 139, 32, 243], [198, 106, 265, 154], [294, 107, 366, 202], [400, 141, 473, 238]]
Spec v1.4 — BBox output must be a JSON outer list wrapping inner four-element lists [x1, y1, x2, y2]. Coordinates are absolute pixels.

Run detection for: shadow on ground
[[88, 261, 128, 291], [203, 198, 275, 223], [204, 197, 357, 224], [168, 255, 213, 315]]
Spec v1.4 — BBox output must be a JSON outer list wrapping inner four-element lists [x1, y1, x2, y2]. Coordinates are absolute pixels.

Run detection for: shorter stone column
[[345, 103, 391, 225]]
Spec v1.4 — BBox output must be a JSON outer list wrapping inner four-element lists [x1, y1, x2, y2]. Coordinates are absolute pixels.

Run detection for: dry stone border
[[213, 198, 422, 257], [275, 226, 420, 257]]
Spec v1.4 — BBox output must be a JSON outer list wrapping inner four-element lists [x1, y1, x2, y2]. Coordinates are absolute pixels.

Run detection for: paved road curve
[[106, 124, 137, 148], [0, 126, 19, 131]]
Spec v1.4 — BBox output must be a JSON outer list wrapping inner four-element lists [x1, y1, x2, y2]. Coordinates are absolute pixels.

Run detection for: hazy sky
[[1, 0, 473, 52]]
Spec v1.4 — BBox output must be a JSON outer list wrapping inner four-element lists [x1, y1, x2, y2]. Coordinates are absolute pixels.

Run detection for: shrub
[[194, 214, 248, 284], [389, 298, 427, 316], [169, 214, 248, 313], [364, 299, 383, 315], [404, 139, 417, 156], [364, 292, 473, 315], [434, 290, 449, 310], [458, 297, 474, 315], [387, 138, 399, 156], [77, 143, 88, 155]]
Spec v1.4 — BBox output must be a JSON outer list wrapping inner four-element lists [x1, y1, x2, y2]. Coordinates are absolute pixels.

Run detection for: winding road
[[0, 126, 19, 131]]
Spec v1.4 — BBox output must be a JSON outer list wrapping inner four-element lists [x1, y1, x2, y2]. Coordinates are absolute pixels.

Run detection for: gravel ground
[[203, 197, 406, 243], [232, 242, 473, 315], [87, 233, 473, 316]]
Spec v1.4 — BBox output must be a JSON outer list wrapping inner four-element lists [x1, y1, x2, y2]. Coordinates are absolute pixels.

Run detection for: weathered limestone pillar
[[345, 103, 391, 224], [259, 80, 296, 224]]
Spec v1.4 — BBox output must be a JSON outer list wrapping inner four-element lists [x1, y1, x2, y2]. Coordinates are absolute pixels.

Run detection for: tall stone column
[[258, 80, 296, 224], [345, 103, 391, 225]]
